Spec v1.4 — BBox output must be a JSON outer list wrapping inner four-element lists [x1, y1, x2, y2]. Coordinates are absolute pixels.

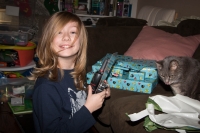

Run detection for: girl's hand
[[84, 85, 106, 113]]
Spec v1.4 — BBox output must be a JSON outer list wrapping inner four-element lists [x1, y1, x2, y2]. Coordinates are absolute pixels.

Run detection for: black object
[[7, 62, 16, 67], [90, 59, 109, 94], [83, 19, 93, 26]]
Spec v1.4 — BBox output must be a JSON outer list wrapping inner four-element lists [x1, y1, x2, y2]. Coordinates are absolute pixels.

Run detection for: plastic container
[[0, 24, 33, 46], [0, 77, 35, 106], [0, 31, 28, 46], [0, 42, 36, 67]]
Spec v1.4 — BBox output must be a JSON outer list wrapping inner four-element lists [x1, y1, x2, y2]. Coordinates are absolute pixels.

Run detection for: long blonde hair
[[30, 12, 87, 90]]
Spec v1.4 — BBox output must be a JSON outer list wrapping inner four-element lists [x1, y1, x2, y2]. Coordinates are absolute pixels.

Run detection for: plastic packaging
[[128, 94, 200, 133]]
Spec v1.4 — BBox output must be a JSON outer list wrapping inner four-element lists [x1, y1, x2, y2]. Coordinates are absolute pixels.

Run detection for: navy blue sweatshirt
[[32, 69, 96, 133]]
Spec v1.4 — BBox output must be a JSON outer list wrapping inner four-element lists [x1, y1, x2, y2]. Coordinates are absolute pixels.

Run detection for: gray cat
[[156, 56, 200, 101]]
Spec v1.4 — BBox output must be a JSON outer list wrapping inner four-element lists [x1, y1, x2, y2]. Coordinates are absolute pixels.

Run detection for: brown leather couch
[[85, 19, 200, 133]]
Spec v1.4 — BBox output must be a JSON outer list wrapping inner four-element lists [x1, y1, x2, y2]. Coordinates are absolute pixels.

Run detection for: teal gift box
[[86, 71, 94, 84], [92, 54, 132, 72], [92, 62, 101, 72], [97, 54, 133, 64], [86, 54, 158, 94], [128, 70, 145, 80], [116, 59, 157, 79], [107, 71, 158, 94], [111, 65, 129, 78]]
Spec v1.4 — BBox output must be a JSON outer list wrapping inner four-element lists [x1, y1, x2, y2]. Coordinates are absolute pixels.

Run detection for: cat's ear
[[170, 60, 179, 71], [156, 61, 163, 70]]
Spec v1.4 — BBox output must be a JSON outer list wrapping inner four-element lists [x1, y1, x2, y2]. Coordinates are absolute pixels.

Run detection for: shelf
[[76, 14, 110, 18], [77, 14, 110, 26], [0, 60, 36, 71]]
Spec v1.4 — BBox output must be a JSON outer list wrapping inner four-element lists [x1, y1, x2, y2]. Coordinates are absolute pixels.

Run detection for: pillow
[[176, 19, 200, 36], [124, 26, 200, 61]]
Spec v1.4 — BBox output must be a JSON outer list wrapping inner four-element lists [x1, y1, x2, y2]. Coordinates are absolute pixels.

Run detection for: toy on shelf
[[0, 41, 36, 67]]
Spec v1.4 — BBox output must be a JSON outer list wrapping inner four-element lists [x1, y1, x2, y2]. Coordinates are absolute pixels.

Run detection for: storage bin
[[0, 24, 33, 46], [0, 42, 36, 67], [0, 31, 28, 46], [0, 77, 34, 107]]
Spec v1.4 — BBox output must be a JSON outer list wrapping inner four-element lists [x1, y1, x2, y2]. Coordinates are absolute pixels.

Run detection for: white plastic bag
[[127, 94, 200, 133]]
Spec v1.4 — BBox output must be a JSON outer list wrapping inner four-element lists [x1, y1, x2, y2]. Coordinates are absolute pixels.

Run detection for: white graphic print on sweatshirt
[[68, 88, 86, 118]]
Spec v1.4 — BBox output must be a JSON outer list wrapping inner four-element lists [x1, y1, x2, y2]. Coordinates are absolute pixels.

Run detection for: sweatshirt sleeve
[[33, 83, 96, 133]]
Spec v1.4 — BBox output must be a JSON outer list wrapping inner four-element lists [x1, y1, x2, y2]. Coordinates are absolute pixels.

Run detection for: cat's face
[[156, 57, 182, 85]]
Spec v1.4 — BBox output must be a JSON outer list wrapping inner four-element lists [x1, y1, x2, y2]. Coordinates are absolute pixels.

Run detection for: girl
[[30, 11, 110, 133]]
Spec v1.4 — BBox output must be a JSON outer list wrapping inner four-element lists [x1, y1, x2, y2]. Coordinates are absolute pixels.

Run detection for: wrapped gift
[[92, 62, 101, 72], [97, 53, 133, 64], [111, 65, 128, 78], [92, 54, 132, 73], [87, 54, 158, 94], [86, 71, 95, 84], [128, 70, 145, 80], [107, 71, 158, 94], [141, 67, 157, 79], [116, 59, 158, 80]]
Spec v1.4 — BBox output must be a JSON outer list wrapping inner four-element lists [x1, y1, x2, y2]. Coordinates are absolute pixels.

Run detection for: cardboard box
[[0, 9, 19, 26]]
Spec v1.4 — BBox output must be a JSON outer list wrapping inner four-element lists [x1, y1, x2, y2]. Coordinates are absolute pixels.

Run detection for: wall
[[136, 0, 200, 18], [130, 0, 138, 18]]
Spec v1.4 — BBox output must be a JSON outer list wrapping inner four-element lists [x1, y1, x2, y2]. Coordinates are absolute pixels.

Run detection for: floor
[[0, 102, 22, 133], [15, 114, 35, 133], [0, 101, 100, 133]]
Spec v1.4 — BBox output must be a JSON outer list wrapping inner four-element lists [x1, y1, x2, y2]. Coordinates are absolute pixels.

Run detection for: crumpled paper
[[127, 94, 200, 133]]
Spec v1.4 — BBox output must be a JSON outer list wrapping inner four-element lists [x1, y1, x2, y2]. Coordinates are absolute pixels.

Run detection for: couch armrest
[[137, 6, 175, 26]]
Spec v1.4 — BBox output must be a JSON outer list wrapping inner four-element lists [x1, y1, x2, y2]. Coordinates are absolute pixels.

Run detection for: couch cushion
[[110, 94, 176, 133], [124, 26, 200, 61], [96, 17, 147, 27], [94, 82, 173, 126]]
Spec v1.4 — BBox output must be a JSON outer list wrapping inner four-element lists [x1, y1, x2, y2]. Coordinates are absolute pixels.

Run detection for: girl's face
[[51, 21, 80, 60]]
